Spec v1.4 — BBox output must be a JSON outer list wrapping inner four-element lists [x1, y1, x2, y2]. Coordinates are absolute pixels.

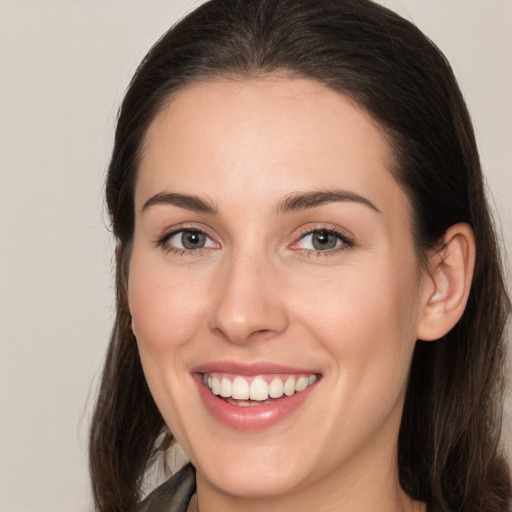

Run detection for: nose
[[210, 251, 289, 344]]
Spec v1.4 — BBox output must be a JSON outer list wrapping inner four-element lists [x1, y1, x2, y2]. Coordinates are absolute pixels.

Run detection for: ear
[[416, 223, 475, 341]]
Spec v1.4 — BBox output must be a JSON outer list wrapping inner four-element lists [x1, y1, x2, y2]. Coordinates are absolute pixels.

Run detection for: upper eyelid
[[295, 224, 354, 242], [289, 225, 355, 252], [161, 223, 217, 239], [155, 224, 218, 248]]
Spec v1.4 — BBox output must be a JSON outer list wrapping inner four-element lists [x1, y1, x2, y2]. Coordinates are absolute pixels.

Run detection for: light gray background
[[1, 1, 511, 511]]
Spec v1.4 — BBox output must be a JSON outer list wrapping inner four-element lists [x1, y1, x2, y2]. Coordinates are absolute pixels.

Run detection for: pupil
[[182, 231, 205, 249], [312, 231, 337, 250]]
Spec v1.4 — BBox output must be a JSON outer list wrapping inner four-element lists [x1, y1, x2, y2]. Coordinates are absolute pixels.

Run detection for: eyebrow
[[141, 189, 379, 216], [141, 192, 218, 214], [278, 190, 380, 214]]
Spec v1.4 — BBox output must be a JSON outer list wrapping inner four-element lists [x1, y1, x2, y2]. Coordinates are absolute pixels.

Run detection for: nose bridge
[[211, 243, 288, 343]]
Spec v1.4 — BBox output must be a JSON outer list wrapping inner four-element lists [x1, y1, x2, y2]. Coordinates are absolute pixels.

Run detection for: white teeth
[[232, 376, 250, 399], [295, 376, 309, 391], [284, 376, 296, 396], [204, 373, 318, 402], [211, 377, 220, 395], [269, 377, 284, 398], [220, 377, 232, 398], [249, 376, 269, 401]]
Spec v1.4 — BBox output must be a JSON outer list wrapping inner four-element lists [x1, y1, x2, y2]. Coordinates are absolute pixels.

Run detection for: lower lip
[[194, 374, 317, 430]]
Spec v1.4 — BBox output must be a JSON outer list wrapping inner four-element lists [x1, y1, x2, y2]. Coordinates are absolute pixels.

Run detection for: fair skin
[[128, 77, 474, 512]]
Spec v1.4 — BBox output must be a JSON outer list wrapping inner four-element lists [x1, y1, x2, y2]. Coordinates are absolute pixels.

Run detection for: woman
[[89, 0, 511, 511]]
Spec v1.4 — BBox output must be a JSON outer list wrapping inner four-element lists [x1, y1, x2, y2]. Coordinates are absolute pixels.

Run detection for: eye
[[162, 229, 218, 252], [294, 228, 353, 252]]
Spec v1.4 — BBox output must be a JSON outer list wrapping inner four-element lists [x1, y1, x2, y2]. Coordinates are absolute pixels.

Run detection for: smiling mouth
[[201, 372, 318, 406]]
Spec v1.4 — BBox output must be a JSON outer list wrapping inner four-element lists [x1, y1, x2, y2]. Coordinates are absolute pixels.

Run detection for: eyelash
[[155, 226, 218, 256], [292, 226, 354, 256], [155, 225, 354, 257]]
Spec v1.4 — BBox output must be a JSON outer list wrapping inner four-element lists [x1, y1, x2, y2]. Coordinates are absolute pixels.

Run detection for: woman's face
[[129, 78, 430, 501]]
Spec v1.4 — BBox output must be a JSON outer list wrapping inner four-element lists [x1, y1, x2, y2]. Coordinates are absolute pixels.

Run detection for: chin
[[200, 461, 309, 499]]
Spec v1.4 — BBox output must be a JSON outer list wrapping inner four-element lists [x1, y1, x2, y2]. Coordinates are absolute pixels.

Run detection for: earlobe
[[416, 223, 475, 341]]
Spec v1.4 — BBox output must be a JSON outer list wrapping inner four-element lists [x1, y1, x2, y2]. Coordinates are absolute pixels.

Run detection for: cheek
[[297, 260, 419, 340], [290, 253, 421, 389], [127, 251, 209, 424], [128, 251, 206, 356]]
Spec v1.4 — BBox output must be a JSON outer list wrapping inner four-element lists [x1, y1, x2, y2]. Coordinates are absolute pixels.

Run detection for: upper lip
[[190, 361, 320, 376]]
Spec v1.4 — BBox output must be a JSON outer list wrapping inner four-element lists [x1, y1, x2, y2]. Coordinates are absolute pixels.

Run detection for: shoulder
[[137, 463, 196, 512]]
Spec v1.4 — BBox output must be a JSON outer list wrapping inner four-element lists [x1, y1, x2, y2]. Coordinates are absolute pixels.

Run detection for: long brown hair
[[89, 1, 511, 510]]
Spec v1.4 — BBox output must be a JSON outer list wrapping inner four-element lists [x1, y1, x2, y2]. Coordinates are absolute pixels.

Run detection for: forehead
[[136, 77, 408, 220]]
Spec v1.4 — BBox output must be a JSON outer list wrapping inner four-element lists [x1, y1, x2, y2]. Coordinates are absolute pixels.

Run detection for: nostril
[[212, 325, 280, 344]]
